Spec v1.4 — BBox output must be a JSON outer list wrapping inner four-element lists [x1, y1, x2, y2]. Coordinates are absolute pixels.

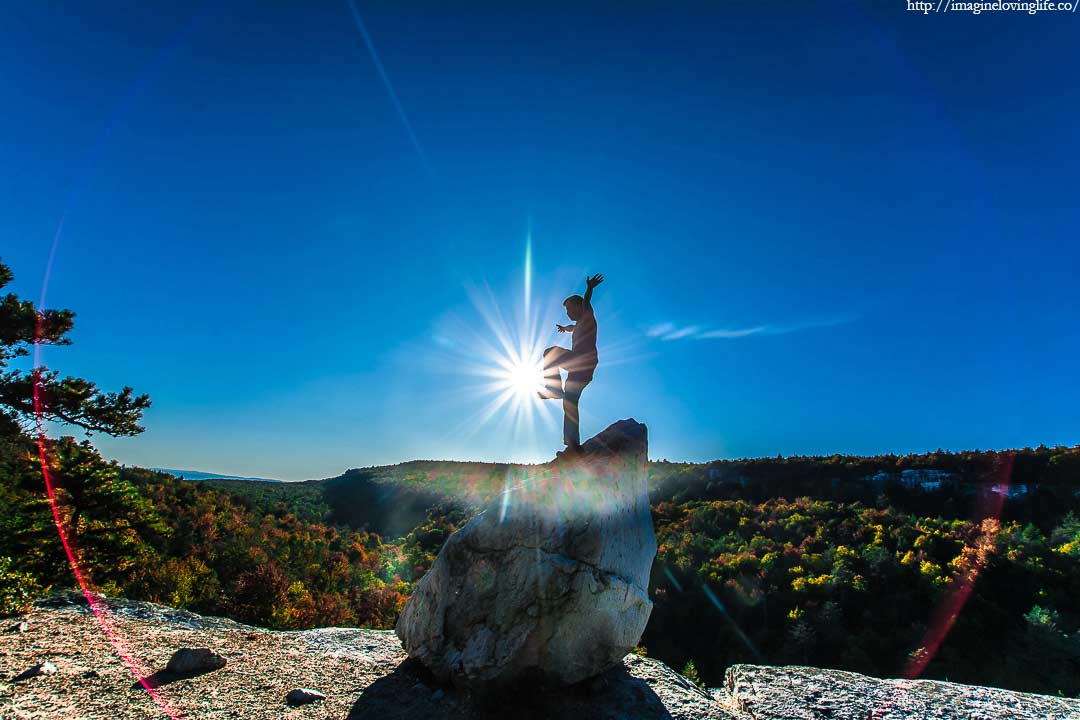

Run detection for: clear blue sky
[[3, 2, 1078, 480]]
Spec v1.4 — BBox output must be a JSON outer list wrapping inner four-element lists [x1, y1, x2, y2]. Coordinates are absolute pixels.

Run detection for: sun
[[502, 354, 545, 401]]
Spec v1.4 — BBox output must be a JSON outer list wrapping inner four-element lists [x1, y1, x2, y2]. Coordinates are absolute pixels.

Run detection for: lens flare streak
[[35, 255, 183, 720], [702, 583, 762, 660]]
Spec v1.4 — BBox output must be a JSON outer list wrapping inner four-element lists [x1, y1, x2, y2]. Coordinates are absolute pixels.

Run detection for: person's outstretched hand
[[556, 324, 573, 333], [586, 273, 604, 288]]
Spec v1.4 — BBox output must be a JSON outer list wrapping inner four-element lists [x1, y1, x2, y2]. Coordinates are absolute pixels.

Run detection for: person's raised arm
[[583, 273, 604, 306]]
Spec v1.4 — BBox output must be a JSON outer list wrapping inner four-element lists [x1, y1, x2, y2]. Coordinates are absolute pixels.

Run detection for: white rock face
[[721, 664, 1079, 720], [395, 419, 657, 691]]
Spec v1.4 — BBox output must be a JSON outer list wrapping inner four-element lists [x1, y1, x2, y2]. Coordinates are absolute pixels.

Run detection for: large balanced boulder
[[395, 419, 657, 692]]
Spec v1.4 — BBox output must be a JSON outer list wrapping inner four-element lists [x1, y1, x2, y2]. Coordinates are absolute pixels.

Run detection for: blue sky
[[3, 2, 1078, 480]]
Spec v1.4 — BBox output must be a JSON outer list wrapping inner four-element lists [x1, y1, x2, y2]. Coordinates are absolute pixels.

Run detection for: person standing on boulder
[[538, 273, 604, 451]]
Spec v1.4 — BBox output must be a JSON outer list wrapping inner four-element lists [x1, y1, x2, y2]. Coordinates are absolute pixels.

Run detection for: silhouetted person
[[539, 273, 604, 451]]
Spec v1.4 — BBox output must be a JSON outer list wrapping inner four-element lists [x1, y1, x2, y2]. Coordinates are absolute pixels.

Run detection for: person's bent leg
[[540, 346, 570, 399]]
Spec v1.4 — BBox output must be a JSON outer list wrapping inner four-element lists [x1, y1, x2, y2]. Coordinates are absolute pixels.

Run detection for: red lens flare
[[33, 223, 183, 720], [902, 455, 1011, 680]]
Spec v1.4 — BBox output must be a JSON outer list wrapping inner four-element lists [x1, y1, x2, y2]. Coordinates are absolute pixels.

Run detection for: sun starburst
[[500, 350, 546, 401]]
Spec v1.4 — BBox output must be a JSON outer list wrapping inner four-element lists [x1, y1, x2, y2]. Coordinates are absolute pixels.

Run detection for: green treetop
[[0, 258, 150, 439]]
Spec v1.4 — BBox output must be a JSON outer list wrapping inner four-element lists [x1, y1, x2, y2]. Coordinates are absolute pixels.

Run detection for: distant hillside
[[308, 460, 526, 539], [189, 460, 519, 539], [149, 467, 284, 483], [155, 445, 1080, 527], [278, 446, 1080, 540]]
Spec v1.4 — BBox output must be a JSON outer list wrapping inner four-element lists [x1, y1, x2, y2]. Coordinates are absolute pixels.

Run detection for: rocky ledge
[[3, 592, 1078, 719]]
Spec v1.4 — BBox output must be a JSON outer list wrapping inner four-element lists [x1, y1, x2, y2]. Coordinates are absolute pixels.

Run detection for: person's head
[[563, 295, 584, 321]]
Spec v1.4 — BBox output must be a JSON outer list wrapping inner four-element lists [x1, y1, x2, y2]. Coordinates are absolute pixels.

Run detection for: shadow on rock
[[347, 659, 675, 720], [131, 666, 221, 690]]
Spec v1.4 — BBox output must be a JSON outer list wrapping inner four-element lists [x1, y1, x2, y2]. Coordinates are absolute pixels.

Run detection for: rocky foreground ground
[[2, 592, 1078, 720]]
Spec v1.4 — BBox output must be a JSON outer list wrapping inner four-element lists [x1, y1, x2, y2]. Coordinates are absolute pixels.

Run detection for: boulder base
[[395, 419, 657, 691]]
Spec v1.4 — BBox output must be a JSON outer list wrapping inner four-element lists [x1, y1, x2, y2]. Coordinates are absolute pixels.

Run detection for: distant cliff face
[[2, 592, 1077, 720]]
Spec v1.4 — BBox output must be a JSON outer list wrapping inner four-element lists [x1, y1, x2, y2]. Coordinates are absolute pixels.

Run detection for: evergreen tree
[[0, 258, 150, 439], [0, 257, 153, 605]]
